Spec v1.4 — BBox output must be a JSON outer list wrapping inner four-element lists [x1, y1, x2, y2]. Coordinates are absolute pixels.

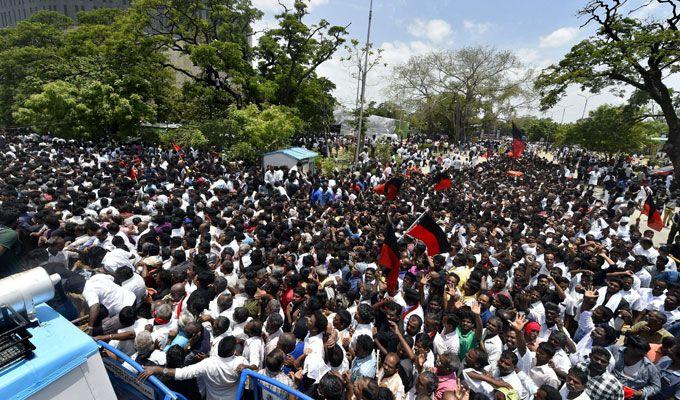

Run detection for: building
[[262, 147, 318, 172], [0, 0, 130, 28]]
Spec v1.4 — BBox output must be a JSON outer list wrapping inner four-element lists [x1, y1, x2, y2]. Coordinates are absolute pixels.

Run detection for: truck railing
[[97, 340, 188, 400], [236, 369, 314, 400]]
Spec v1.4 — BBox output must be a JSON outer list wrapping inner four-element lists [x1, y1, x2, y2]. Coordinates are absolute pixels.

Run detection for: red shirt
[[281, 287, 294, 311]]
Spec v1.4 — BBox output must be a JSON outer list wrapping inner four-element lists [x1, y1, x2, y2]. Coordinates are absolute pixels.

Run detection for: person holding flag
[[643, 193, 664, 231], [406, 212, 451, 256], [373, 176, 404, 201], [511, 121, 527, 160], [378, 215, 401, 295]]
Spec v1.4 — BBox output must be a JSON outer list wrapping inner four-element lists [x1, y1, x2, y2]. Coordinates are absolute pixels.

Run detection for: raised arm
[[471, 301, 483, 344], [510, 314, 528, 356]]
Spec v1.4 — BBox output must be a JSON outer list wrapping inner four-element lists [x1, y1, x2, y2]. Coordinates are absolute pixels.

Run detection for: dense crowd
[[0, 132, 679, 400]]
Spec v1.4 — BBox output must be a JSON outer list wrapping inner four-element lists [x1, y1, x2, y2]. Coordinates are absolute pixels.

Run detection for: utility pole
[[577, 93, 597, 119], [353, 0, 373, 169], [560, 105, 572, 124]]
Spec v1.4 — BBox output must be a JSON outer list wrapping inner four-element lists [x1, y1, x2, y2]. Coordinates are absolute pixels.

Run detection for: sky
[[251, 0, 670, 123]]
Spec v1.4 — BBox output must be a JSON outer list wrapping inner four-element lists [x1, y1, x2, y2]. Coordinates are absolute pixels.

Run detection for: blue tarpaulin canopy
[[264, 147, 318, 160]]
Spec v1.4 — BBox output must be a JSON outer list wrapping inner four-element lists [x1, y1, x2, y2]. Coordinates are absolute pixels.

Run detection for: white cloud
[[463, 20, 490, 34], [539, 27, 579, 48], [407, 18, 453, 43], [252, 0, 329, 13], [515, 48, 540, 64]]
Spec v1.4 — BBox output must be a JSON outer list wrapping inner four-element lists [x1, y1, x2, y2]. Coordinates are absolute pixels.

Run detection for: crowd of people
[[0, 131, 679, 400]]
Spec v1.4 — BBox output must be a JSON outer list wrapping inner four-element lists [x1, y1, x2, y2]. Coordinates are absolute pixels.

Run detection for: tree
[[365, 101, 404, 119], [556, 104, 653, 154], [341, 39, 385, 114], [129, 0, 263, 108], [14, 80, 154, 138], [256, 0, 347, 132], [0, 10, 174, 137], [514, 117, 560, 142], [224, 105, 303, 162], [535, 0, 680, 184], [389, 46, 534, 140]]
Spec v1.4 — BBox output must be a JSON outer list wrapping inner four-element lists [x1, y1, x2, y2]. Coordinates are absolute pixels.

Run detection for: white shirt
[[265, 329, 283, 356], [110, 318, 150, 356], [482, 332, 503, 367], [151, 320, 176, 349], [101, 248, 135, 272], [304, 332, 325, 358], [529, 364, 560, 390], [559, 385, 591, 400], [632, 243, 659, 265], [174, 355, 247, 400], [351, 323, 374, 350], [243, 336, 265, 369], [122, 273, 147, 303], [434, 330, 460, 356], [82, 274, 136, 316], [640, 288, 666, 311]]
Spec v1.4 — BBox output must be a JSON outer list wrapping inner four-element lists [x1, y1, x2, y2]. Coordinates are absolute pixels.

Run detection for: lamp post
[[577, 93, 597, 119], [560, 105, 573, 124], [353, 0, 374, 170]]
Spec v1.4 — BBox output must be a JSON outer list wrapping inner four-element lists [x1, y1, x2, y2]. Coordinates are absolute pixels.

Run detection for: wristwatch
[[162, 367, 169, 376]]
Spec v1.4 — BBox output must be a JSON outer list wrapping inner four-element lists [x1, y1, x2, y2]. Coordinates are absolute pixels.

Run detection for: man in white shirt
[[465, 350, 529, 399], [633, 238, 659, 265], [243, 320, 265, 370], [139, 336, 247, 400], [529, 342, 561, 389], [84, 273, 136, 335], [115, 266, 147, 305], [264, 313, 284, 356]]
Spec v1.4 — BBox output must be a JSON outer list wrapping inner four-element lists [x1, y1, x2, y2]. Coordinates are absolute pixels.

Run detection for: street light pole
[[353, 0, 373, 170], [577, 93, 597, 119], [560, 105, 572, 124]]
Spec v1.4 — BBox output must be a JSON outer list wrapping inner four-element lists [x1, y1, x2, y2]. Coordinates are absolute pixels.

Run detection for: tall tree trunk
[[647, 75, 680, 190]]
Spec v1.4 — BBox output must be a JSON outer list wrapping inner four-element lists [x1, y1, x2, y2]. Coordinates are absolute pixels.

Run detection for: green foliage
[[255, 1, 346, 133], [366, 101, 404, 119], [318, 147, 354, 174], [534, 1, 680, 169], [0, 9, 173, 137], [555, 104, 654, 154], [222, 105, 303, 163], [129, 0, 262, 108], [0, 1, 347, 161], [373, 140, 394, 165], [157, 126, 209, 149], [13, 80, 152, 138], [389, 46, 534, 139], [513, 117, 559, 142]]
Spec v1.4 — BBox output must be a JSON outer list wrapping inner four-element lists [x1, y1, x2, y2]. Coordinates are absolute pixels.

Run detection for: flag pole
[[353, 0, 374, 170], [399, 210, 428, 243]]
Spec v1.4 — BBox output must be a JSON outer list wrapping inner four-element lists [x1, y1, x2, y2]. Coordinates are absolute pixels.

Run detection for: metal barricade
[[236, 369, 314, 400]]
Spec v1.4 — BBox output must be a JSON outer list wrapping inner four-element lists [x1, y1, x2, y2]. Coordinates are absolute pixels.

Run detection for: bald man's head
[[170, 283, 186, 302]]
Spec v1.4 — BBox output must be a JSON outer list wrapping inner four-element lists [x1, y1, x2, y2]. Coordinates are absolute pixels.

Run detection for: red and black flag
[[511, 122, 526, 160], [172, 143, 182, 152], [378, 222, 401, 294], [433, 170, 452, 191], [373, 176, 403, 201], [406, 213, 451, 256], [642, 194, 664, 231]]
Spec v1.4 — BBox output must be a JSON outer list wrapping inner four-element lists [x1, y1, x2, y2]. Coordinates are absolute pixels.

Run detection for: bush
[[158, 126, 209, 149], [222, 104, 303, 163]]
